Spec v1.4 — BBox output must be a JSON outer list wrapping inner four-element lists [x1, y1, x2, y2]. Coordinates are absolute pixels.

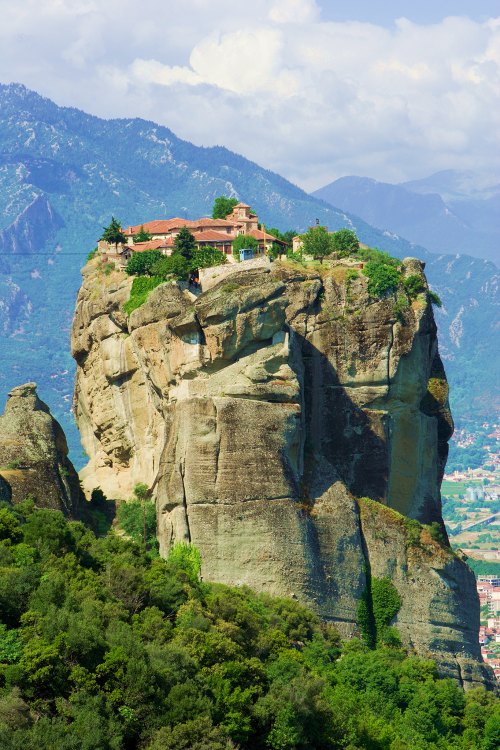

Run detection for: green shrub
[[394, 294, 410, 321], [193, 246, 227, 269], [233, 234, 259, 255], [428, 289, 443, 307], [363, 259, 401, 298], [5, 460, 22, 470], [0, 624, 23, 663], [403, 274, 426, 298], [427, 521, 447, 545], [357, 591, 376, 648], [331, 228, 359, 257], [355, 246, 400, 267], [371, 577, 401, 638], [358, 575, 401, 647], [285, 251, 304, 264], [116, 498, 156, 548], [123, 276, 163, 315], [151, 254, 190, 280], [0, 508, 22, 543], [167, 542, 202, 585], [345, 269, 359, 281], [126, 250, 162, 276], [404, 518, 422, 546], [102, 261, 115, 276], [86, 248, 98, 262]]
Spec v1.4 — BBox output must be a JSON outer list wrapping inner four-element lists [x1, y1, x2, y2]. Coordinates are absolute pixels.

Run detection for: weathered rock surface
[[71, 258, 492, 687], [0, 383, 82, 515]]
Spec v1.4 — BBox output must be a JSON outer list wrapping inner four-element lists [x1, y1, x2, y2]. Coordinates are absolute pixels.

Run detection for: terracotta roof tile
[[131, 239, 173, 252], [192, 230, 234, 242], [247, 229, 286, 244], [125, 219, 196, 235]]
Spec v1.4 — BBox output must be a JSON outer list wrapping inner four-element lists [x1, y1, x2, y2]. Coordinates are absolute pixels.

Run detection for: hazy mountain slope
[[0, 83, 497, 461], [313, 175, 499, 262], [402, 169, 500, 202]]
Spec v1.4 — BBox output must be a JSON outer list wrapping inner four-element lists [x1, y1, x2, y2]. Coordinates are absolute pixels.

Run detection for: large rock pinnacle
[[71, 257, 493, 688], [0, 382, 82, 515]]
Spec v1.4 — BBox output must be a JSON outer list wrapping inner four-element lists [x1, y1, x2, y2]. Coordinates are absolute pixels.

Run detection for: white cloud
[[190, 29, 283, 93], [130, 59, 202, 87], [268, 0, 319, 24], [0, 1, 499, 189]]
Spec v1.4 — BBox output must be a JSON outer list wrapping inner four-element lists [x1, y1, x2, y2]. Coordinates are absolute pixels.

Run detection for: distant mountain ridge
[[0, 83, 497, 461], [313, 173, 499, 263]]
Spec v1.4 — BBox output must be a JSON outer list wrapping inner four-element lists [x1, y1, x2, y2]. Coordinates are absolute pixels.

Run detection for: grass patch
[[123, 276, 163, 315], [426, 377, 449, 405], [393, 294, 410, 322]]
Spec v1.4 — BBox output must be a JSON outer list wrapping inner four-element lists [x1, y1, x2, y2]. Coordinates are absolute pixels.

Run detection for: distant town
[[442, 420, 499, 565], [478, 575, 500, 681]]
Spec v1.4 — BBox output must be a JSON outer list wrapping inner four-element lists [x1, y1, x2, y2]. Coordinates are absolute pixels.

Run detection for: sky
[[0, 0, 499, 191]]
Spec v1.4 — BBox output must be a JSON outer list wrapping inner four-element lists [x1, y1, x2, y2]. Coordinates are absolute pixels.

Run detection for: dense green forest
[[0, 502, 499, 750]]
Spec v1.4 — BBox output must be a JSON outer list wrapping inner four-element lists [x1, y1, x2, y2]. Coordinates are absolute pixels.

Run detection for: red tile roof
[[192, 230, 233, 242], [125, 217, 239, 236], [247, 229, 286, 244], [124, 219, 196, 235], [191, 218, 235, 229], [132, 239, 173, 252]]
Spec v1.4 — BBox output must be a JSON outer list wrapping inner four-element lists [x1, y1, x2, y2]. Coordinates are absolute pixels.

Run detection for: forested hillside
[[0, 502, 499, 750]]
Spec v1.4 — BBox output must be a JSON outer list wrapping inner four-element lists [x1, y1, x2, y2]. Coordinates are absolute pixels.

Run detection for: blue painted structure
[[239, 247, 254, 262]]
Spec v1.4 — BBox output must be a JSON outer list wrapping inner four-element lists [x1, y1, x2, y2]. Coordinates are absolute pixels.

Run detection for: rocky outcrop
[[71, 257, 493, 687], [0, 383, 82, 515], [358, 498, 492, 688]]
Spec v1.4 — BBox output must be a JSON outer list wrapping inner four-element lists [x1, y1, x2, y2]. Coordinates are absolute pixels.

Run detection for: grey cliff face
[[71, 257, 492, 688], [0, 382, 82, 515]]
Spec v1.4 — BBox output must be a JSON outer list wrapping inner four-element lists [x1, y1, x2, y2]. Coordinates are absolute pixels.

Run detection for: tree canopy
[[300, 225, 333, 263], [212, 196, 239, 220], [363, 259, 402, 298], [193, 246, 227, 269], [133, 226, 152, 243], [100, 217, 126, 247], [233, 234, 259, 255], [151, 254, 191, 281], [173, 227, 197, 263], [331, 229, 359, 257], [0, 500, 498, 750], [125, 250, 162, 277]]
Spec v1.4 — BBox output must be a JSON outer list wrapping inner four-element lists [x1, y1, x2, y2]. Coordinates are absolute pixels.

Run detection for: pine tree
[[133, 225, 152, 243], [173, 227, 197, 262], [100, 217, 126, 247]]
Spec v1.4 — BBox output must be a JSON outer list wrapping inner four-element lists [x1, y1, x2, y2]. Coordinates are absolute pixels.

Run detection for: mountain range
[[313, 172, 499, 264], [0, 83, 497, 464]]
